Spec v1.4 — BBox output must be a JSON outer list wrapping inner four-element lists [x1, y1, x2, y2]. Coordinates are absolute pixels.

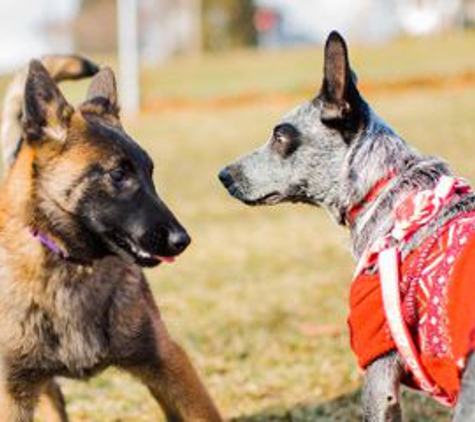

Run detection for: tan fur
[[38, 380, 69, 422]]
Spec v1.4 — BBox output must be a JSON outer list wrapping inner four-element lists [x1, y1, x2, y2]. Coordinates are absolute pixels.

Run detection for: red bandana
[[349, 176, 475, 407]]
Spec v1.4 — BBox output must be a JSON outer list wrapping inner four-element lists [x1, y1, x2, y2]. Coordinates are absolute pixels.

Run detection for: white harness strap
[[379, 247, 452, 406]]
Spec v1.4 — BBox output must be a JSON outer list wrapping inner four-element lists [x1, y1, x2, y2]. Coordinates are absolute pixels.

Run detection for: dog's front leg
[[130, 340, 222, 422], [0, 398, 34, 422], [123, 315, 222, 422], [453, 352, 475, 421], [362, 351, 405, 422], [0, 382, 39, 422], [39, 379, 69, 422]]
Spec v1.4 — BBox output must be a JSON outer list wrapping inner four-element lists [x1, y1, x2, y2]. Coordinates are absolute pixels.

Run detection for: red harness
[[349, 175, 475, 407]]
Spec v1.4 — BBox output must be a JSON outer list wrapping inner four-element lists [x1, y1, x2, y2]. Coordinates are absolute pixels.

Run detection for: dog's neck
[[0, 145, 109, 265], [341, 113, 452, 259], [346, 171, 398, 226], [29, 228, 70, 259]]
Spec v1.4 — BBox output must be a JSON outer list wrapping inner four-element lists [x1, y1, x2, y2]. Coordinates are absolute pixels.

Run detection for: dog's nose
[[218, 168, 234, 189], [167, 228, 191, 255]]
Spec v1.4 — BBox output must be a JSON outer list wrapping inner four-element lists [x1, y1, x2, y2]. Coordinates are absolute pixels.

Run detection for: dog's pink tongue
[[155, 255, 176, 264]]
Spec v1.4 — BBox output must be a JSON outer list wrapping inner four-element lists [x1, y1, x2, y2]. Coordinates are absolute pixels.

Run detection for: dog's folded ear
[[22, 60, 74, 143], [80, 67, 120, 123], [318, 31, 365, 135]]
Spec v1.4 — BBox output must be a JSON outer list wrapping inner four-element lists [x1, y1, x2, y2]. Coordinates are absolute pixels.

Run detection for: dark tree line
[[202, 0, 257, 50], [76, 0, 257, 53]]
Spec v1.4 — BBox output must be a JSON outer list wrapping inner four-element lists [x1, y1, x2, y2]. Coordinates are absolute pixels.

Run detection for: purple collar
[[30, 228, 69, 259]]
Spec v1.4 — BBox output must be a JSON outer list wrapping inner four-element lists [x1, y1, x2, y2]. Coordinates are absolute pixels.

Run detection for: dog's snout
[[218, 168, 235, 189], [142, 224, 191, 257], [167, 228, 191, 255]]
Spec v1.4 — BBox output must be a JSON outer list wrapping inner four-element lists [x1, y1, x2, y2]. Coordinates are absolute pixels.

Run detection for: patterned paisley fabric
[[349, 176, 475, 406]]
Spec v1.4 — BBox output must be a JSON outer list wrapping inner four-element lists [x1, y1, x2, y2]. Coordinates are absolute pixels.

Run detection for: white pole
[[118, 0, 140, 115]]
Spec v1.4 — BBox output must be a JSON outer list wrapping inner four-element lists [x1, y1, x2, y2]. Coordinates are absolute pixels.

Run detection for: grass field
[[22, 31, 475, 420]]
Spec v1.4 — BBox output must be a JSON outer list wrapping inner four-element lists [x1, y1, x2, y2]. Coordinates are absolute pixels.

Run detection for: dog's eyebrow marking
[[65, 164, 102, 198], [43, 125, 67, 143], [273, 123, 300, 138], [86, 119, 154, 171]]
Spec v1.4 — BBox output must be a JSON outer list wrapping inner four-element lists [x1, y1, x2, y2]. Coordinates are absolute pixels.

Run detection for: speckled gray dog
[[219, 31, 475, 421]]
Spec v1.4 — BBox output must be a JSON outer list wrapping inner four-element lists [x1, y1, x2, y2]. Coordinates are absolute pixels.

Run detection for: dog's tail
[[1, 55, 99, 169]]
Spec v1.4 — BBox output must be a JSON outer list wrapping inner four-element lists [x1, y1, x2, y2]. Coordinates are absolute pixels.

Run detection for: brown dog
[[0, 56, 222, 422]]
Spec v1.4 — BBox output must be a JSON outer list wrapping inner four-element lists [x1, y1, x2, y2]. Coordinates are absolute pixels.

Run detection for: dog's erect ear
[[82, 67, 120, 120], [318, 31, 362, 127], [23, 60, 74, 143]]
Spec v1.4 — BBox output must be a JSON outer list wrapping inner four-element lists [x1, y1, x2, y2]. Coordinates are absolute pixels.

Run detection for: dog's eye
[[272, 133, 294, 157], [274, 133, 288, 147], [272, 124, 300, 157], [109, 167, 127, 184]]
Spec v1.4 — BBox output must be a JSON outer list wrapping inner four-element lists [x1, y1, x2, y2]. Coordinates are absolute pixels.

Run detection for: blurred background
[[1, 1, 475, 421], [1, 0, 475, 71]]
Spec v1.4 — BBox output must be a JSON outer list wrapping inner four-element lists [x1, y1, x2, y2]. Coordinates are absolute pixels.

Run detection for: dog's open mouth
[[106, 231, 175, 268]]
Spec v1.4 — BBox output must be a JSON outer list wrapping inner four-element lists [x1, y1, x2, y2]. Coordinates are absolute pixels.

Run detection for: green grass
[[23, 31, 475, 420]]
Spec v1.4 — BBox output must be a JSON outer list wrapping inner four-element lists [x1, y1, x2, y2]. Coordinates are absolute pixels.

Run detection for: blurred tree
[[462, 0, 475, 26], [202, 0, 257, 51], [74, 0, 256, 56], [74, 0, 117, 54]]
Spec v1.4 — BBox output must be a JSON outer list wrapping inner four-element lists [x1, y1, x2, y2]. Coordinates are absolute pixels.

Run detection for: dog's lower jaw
[[232, 187, 317, 207], [102, 232, 162, 268], [362, 352, 405, 422]]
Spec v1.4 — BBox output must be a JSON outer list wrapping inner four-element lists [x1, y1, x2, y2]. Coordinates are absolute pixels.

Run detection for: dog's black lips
[[242, 192, 283, 206], [226, 179, 311, 206], [225, 181, 280, 206], [105, 230, 161, 268]]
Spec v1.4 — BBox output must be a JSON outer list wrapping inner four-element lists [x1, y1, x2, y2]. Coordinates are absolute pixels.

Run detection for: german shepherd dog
[[0, 57, 222, 422], [219, 32, 475, 421]]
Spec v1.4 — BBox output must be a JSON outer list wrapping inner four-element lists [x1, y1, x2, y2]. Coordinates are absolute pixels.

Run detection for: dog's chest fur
[[0, 252, 147, 382]]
